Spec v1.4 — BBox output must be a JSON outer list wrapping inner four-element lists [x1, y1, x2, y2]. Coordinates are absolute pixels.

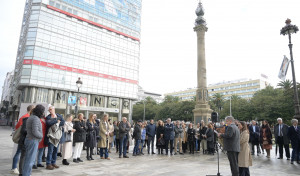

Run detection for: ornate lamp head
[[280, 18, 299, 36], [195, 0, 206, 26]]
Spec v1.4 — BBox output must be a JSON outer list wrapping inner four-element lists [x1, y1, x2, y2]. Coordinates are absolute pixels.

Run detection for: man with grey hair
[[164, 118, 174, 155], [274, 117, 290, 160], [287, 119, 300, 164], [174, 120, 183, 155], [119, 117, 131, 158], [248, 120, 260, 156], [218, 116, 240, 176]]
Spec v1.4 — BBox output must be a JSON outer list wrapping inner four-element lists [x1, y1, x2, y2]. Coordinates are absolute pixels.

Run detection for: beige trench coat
[[98, 121, 109, 148], [108, 123, 114, 143], [238, 130, 252, 167]]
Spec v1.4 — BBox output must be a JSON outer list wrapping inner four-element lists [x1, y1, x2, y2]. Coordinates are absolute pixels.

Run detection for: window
[[27, 31, 37, 38]]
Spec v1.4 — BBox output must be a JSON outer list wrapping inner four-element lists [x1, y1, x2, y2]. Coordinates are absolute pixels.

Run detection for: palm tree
[[277, 79, 293, 90], [212, 93, 224, 112]]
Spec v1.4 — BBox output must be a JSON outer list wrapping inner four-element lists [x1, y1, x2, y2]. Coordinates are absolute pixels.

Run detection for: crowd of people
[[9, 104, 300, 176]]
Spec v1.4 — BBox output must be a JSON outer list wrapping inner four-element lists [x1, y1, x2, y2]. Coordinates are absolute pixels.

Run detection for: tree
[[211, 93, 224, 113], [277, 79, 292, 90]]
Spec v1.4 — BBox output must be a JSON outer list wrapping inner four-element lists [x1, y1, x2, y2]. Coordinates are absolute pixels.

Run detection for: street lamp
[[280, 19, 300, 120], [143, 100, 145, 122], [75, 77, 83, 118]]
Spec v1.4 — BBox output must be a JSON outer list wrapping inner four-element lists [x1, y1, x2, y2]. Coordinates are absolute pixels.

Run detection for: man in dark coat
[[287, 119, 300, 164], [45, 106, 65, 170], [164, 118, 174, 155], [119, 117, 131, 158], [274, 118, 290, 160], [132, 120, 142, 156], [146, 119, 156, 154], [248, 120, 260, 156], [219, 116, 240, 176]]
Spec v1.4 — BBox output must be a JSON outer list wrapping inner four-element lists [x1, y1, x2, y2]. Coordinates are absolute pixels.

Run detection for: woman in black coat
[[72, 113, 86, 163], [206, 124, 214, 155], [85, 114, 97, 160], [187, 123, 196, 154], [156, 120, 165, 154]]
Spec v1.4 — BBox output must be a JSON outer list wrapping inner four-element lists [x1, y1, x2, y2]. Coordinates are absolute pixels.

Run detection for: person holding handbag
[[45, 106, 65, 170], [22, 105, 44, 176], [62, 114, 76, 165], [260, 120, 272, 158], [156, 120, 165, 154]]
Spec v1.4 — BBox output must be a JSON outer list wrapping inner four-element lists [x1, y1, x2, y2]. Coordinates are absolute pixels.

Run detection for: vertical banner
[[278, 55, 290, 81], [68, 96, 76, 106]]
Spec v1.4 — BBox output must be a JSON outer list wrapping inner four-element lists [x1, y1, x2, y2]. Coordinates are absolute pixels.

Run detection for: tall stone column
[[193, 1, 213, 124]]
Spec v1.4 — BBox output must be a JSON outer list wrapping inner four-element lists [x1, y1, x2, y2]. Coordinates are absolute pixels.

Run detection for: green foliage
[[133, 82, 297, 125], [132, 96, 195, 122], [209, 84, 296, 125]]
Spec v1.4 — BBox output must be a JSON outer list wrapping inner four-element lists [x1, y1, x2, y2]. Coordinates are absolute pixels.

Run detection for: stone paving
[[0, 126, 299, 176]]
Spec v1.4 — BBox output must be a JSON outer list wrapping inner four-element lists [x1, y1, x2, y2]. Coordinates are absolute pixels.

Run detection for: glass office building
[[11, 0, 142, 121]]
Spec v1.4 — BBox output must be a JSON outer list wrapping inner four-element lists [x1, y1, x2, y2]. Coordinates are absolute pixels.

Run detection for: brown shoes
[[100, 157, 105, 159], [46, 165, 54, 170], [52, 164, 59, 168], [106, 157, 111, 160]]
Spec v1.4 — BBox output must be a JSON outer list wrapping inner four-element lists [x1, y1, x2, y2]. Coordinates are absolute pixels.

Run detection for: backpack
[[12, 126, 22, 144]]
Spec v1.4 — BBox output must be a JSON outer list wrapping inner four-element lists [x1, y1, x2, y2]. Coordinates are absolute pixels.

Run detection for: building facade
[[1, 71, 14, 102], [137, 86, 163, 103], [10, 0, 142, 122], [165, 78, 269, 101]]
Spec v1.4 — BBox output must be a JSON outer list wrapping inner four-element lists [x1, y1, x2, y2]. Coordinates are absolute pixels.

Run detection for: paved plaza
[[0, 126, 299, 176]]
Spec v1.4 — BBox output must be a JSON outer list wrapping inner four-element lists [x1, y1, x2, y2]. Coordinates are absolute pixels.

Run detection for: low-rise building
[[165, 77, 269, 101], [137, 86, 163, 103]]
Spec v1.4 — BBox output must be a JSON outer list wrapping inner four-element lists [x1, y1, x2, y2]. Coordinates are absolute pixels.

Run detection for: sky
[[0, 0, 300, 98]]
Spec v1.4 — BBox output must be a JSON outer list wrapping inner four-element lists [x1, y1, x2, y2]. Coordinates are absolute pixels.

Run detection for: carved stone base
[[193, 103, 213, 125]]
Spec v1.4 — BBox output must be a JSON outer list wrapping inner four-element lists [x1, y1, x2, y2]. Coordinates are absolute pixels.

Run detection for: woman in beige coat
[[238, 121, 252, 176], [62, 114, 76, 165], [98, 114, 110, 160], [108, 119, 114, 153]]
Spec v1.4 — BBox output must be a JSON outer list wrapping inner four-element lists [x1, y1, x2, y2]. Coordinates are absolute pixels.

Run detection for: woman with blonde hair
[[238, 121, 252, 176], [156, 120, 165, 154], [98, 114, 111, 160], [73, 113, 86, 163], [85, 114, 97, 160], [62, 114, 76, 165]]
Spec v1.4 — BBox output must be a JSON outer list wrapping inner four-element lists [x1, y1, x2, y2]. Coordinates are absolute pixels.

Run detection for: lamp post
[[75, 77, 83, 118], [143, 100, 145, 122], [280, 19, 300, 120]]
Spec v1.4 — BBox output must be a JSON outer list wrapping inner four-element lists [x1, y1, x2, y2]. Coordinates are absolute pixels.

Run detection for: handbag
[[12, 126, 22, 144], [262, 140, 268, 145], [64, 123, 73, 142], [158, 138, 165, 147], [64, 132, 72, 142]]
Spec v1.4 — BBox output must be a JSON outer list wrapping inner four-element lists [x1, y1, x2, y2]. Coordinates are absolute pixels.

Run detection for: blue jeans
[[133, 139, 140, 155], [33, 148, 44, 165], [140, 140, 145, 153], [47, 143, 59, 165], [100, 148, 108, 158], [22, 138, 39, 176], [12, 144, 21, 169], [195, 139, 199, 151], [119, 135, 128, 156]]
